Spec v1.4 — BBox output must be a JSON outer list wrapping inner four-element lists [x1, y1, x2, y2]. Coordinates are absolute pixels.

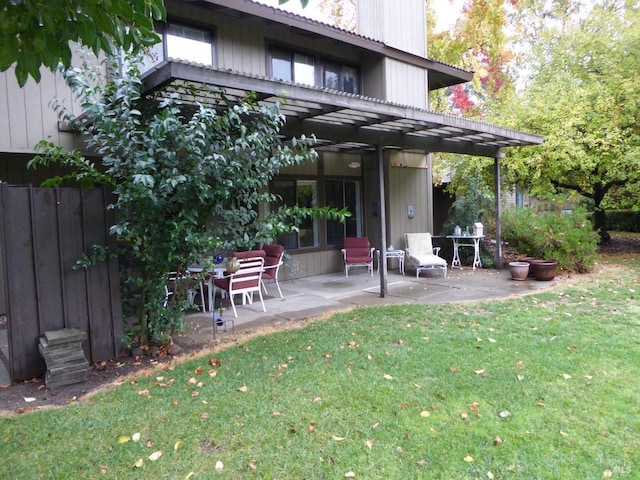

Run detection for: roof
[[142, 60, 543, 158], [182, 0, 473, 90]]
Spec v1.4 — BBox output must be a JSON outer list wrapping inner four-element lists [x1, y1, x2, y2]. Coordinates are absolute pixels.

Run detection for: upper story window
[[166, 24, 214, 65], [141, 22, 214, 72], [269, 46, 360, 94], [323, 62, 359, 94], [271, 47, 315, 86]]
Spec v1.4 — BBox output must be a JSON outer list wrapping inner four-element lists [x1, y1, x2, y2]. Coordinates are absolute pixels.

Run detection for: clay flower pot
[[509, 261, 530, 281], [523, 257, 544, 277], [534, 260, 558, 281]]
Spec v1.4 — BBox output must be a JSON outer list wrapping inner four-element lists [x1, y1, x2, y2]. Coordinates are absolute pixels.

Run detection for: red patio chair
[[341, 237, 375, 277], [213, 256, 266, 318]]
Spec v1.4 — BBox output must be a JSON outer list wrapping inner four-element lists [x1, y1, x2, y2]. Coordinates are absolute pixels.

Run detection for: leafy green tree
[[501, 0, 640, 241], [0, 0, 165, 86], [32, 53, 346, 345]]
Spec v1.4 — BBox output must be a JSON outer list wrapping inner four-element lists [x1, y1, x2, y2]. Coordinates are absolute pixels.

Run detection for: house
[[0, 0, 544, 290], [0, 0, 543, 380], [140, 0, 542, 280]]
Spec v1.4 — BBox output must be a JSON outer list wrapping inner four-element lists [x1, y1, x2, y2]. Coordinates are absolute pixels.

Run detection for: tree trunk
[[593, 195, 610, 244]]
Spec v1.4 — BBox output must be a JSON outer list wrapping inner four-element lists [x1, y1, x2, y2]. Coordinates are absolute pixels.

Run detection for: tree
[[501, 0, 640, 241], [0, 0, 165, 86], [32, 53, 347, 345]]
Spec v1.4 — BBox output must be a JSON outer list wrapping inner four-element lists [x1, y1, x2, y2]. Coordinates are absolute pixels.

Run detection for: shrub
[[502, 206, 598, 273]]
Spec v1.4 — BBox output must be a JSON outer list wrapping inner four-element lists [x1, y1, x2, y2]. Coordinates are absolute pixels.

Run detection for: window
[[270, 47, 315, 86], [323, 62, 360, 94], [141, 23, 214, 72], [516, 187, 524, 207], [166, 24, 214, 65], [269, 47, 360, 94], [272, 180, 319, 250], [325, 180, 361, 245]]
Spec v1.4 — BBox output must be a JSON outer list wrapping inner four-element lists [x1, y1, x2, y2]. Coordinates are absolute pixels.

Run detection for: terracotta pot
[[509, 261, 530, 281], [523, 257, 544, 277], [534, 260, 558, 281]]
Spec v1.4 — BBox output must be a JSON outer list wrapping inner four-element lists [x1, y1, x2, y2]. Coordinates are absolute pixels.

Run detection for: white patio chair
[[405, 233, 447, 278]]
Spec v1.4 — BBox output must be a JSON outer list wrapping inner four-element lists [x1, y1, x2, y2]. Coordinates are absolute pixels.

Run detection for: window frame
[[268, 44, 360, 95]]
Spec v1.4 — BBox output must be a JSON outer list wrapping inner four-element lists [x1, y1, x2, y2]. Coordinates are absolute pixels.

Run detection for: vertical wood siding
[[1, 186, 123, 381], [0, 59, 95, 155]]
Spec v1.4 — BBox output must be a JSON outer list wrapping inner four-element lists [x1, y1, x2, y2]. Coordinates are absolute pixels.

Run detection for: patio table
[[188, 265, 227, 313], [446, 235, 484, 269]]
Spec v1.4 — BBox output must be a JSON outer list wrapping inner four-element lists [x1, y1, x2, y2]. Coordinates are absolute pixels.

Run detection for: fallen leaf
[[419, 410, 431, 418], [345, 471, 356, 477], [383, 374, 393, 380], [132, 432, 141, 442], [333, 435, 346, 441], [603, 470, 613, 478], [536, 402, 545, 408], [312, 396, 322, 403], [185, 472, 195, 479], [517, 375, 524, 381], [215, 460, 224, 470], [117, 436, 130, 444], [474, 369, 485, 375], [210, 357, 221, 367], [463, 455, 474, 462], [499, 411, 511, 419], [174, 440, 182, 451], [273, 411, 281, 416], [133, 458, 144, 468], [396, 446, 403, 452], [487, 471, 495, 479], [560, 431, 569, 437], [148, 450, 163, 461], [488, 338, 497, 343], [237, 386, 248, 393], [209, 370, 218, 377], [194, 366, 203, 375], [493, 436, 503, 446], [23, 397, 36, 403], [190, 391, 199, 397], [416, 460, 426, 467], [248, 462, 257, 470], [187, 378, 197, 385], [562, 374, 572, 380], [365, 439, 374, 450]]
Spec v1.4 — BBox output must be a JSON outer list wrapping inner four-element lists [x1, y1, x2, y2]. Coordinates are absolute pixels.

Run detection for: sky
[[255, 0, 465, 33]]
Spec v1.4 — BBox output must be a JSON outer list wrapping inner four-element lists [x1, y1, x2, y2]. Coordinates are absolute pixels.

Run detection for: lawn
[[2, 257, 639, 479]]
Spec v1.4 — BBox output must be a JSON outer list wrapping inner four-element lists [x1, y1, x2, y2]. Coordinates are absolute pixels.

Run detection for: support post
[[377, 146, 388, 297], [493, 149, 505, 269]]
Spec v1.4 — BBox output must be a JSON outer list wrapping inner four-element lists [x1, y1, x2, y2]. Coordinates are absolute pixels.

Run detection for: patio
[[175, 267, 558, 347]]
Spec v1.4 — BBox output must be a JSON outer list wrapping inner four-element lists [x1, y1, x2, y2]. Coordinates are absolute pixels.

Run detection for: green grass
[[2, 258, 640, 479]]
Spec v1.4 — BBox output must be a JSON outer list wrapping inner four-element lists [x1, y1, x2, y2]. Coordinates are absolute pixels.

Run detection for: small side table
[[446, 235, 484, 269], [377, 249, 405, 275]]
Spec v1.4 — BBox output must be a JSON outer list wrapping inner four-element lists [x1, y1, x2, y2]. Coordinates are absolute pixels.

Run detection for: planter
[[509, 261, 530, 281], [534, 260, 558, 281], [523, 257, 544, 277], [225, 256, 240, 274]]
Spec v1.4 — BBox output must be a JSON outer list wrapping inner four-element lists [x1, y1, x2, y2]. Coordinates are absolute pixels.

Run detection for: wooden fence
[[0, 185, 124, 381]]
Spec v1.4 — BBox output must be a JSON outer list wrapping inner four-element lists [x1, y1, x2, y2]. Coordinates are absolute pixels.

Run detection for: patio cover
[[141, 60, 543, 296], [142, 60, 542, 159]]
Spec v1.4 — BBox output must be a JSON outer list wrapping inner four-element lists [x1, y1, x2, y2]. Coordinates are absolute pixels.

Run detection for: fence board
[[1, 185, 123, 381]]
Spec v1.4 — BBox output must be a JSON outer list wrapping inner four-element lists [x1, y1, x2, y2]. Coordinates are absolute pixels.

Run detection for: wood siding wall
[[387, 163, 431, 251], [357, 0, 427, 56], [0, 66, 86, 156], [1, 186, 124, 381]]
